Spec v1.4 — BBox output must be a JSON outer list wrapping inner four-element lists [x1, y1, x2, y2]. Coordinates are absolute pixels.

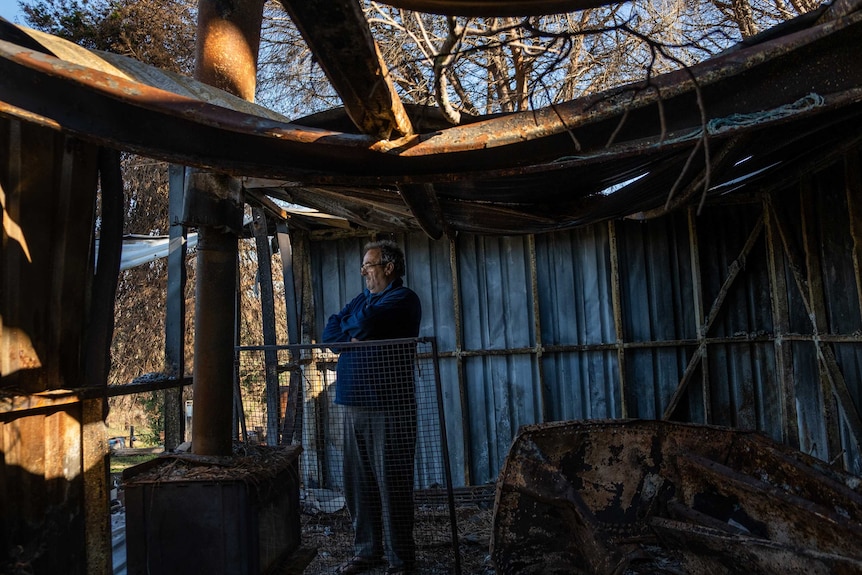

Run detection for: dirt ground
[[297, 494, 496, 575]]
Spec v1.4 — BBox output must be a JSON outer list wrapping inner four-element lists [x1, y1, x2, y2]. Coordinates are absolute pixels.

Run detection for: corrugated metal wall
[[309, 151, 862, 487], [1, 117, 111, 575]]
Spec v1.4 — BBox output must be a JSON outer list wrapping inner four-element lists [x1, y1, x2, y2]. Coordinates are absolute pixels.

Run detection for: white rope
[[705, 92, 825, 135], [551, 92, 825, 164]]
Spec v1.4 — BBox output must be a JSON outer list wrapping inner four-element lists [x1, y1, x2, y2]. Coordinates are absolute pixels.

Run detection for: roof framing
[[277, 0, 414, 140], [1, 2, 861, 235]]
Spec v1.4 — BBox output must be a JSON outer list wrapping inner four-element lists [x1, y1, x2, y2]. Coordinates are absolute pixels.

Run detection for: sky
[[0, 0, 25, 24]]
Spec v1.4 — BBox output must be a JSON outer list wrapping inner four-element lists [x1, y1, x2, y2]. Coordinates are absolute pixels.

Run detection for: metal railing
[[235, 337, 463, 574]]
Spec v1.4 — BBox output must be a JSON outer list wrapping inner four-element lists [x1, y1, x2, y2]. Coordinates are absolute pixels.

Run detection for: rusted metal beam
[[164, 165, 188, 450], [398, 183, 447, 239], [277, 0, 413, 140], [83, 398, 111, 575], [449, 237, 472, 485], [421, 332, 859, 359], [252, 207, 282, 445], [0, 389, 83, 416], [186, 177, 245, 459], [818, 0, 862, 22], [245, 187, 289, 220], [84, 147, 122, 392], [275, 221, 302, 444], [264, 184, 419, 231], [376, 0, 618, 16], [527, 234, 547, 421], [607, 220, 628, 418], [1, 378, 194, 418]]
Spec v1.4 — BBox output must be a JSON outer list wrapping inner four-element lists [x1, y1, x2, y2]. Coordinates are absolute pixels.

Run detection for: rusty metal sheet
[[0, 115, 100, 392], [491, 419, 862, 574], [7, 21, 291, 122], [2, 8, 862, 235], [1, 407, 88, 574], [2, 13, 859, 178]]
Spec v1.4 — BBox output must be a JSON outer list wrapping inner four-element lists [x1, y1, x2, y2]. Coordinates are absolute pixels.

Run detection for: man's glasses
[[360, 262, 385, 272]]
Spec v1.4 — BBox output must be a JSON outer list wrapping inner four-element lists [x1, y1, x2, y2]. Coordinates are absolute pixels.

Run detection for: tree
[[254, 0, 822, 121], [256, 4, 340, 117], [22, 0, 196, 73], [20, 0, 199, 440], [364, 0, 819, 118]]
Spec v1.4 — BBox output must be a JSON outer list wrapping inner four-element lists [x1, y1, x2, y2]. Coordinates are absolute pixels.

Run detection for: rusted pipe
[[190, 0, 264, 456], [194, 0, 265, 102], [191, 225, 240, 455]]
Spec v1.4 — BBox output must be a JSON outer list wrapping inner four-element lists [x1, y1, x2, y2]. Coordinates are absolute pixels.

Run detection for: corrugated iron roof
[[1, 2, 861, 236]]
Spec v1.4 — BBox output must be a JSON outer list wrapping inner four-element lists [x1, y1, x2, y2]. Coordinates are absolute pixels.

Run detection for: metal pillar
[[189, 0, 265, 456], [191, 222, 240, 455]]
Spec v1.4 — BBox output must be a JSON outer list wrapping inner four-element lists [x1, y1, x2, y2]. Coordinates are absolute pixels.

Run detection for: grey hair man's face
[[361, 248, 395, 294]]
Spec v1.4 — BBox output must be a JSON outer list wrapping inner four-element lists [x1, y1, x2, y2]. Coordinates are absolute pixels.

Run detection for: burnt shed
[[2, 0, 862, 572]]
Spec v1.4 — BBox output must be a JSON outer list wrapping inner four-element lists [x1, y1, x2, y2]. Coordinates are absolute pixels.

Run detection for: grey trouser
[[343, 405, 417, 568]]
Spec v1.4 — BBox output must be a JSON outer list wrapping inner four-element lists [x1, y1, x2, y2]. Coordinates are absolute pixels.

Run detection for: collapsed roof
[[1, 0, 861, 237]]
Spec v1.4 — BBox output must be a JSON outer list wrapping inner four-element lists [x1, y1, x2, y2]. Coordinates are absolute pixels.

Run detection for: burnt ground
[[294, 492, 496, 575]]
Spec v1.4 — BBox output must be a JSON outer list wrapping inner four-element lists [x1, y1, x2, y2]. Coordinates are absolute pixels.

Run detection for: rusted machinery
[[491, 419, 862, 574]]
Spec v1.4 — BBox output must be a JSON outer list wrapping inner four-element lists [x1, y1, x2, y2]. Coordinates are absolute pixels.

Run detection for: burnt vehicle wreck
[[492, 419, 862, 575]]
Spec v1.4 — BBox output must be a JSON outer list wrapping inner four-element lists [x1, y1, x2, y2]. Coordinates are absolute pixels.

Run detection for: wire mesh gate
[[234, 337, 462, 574]]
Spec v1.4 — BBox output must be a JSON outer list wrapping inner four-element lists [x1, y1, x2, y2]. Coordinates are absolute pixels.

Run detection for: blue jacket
[[322, 278, 421, 407]]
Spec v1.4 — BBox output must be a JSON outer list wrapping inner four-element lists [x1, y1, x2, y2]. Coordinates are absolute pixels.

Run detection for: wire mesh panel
[[235, 338, 463, 574]]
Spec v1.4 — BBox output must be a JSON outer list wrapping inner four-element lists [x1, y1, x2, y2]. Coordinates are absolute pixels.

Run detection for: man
[[322, 240, 422, 575]]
